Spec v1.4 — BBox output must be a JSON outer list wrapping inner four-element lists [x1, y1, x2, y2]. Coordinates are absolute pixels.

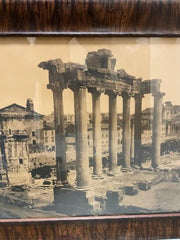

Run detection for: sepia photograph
[[0, 37, 180, 219]]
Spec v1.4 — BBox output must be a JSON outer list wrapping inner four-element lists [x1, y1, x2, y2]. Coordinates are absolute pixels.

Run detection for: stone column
[[122, 93, 131, 169], [168, 123, 171, 136], [134, 94, 143, 167], [38, 60, 68, 185], [130, 118, 135, 162], [152, 92, 164, 169], [108, 92, 118, 172], [92, 90, 102, 175], [52, 88, 67, 185], [74, 86, 89, 188]]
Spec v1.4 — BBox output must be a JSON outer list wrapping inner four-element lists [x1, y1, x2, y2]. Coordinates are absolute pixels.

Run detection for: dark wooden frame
[[0, 0, 180, 239]]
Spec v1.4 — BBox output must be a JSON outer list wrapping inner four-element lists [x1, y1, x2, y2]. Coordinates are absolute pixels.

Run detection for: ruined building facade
[[0, 99, 44, 186], [0, 99, 44, 152], [0, 130, 31, 186]]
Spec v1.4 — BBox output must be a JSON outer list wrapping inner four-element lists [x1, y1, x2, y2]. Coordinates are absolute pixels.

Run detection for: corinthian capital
[[38, 58, 65, 73], [121, 92, 131, 99], [47, 82, 64, 94]]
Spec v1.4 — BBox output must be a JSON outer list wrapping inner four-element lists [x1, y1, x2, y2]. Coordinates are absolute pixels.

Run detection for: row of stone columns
[[51, 84, 164, 188]]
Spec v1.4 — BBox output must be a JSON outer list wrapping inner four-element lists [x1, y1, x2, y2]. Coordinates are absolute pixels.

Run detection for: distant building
[[65, 123, 123, 151], [141, 107, 167, 143], [43, 122, 123, 155], [0, 99, 44, 152], [101, 113, 109, 123], [140, 102, 180, 143], [42, 125, 55, 152], [163, 101, 173, 136], [172, 105, 180, 115], [64, 114, 75, 124], [171, 114, 180, 136], [87, 123, 122, 148], [65, 124, 75, 137], [141, 108, 153, 130], [43, 112, 54, 124]]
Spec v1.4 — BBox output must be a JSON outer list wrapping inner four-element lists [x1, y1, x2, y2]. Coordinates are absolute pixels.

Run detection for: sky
[[0, 37, 180, 115]]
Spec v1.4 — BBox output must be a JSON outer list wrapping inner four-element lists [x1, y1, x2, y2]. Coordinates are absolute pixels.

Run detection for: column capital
[[88, 87, 104, 96], [79, 85, 87, 90], [38, 58, 65, 73], [121, 92, 131, 99], [134, 93, 144, 99], [105, 89, 118, 97], [69, 84, 87, 93], [47, 83, 64, 94], [152, 91, 165, 98]]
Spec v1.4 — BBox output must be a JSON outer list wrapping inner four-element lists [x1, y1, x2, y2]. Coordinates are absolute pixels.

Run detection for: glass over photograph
[[0, 37, 180, 219]]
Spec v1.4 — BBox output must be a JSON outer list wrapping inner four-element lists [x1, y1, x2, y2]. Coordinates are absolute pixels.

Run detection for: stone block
[[95, 196, 106, 204], [54, 187, 95, 215], [0, 181, 7, 188], [138, 182, 151, 191], [123, 185, 138, 195], [177, 169, 180, 178], [105, 190, 123, 214], [86, 49, 116, 71], [171, 175, 179, 182]]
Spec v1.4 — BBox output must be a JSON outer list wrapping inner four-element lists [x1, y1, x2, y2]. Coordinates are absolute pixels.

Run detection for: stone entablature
[[39, 49, 161, 96]]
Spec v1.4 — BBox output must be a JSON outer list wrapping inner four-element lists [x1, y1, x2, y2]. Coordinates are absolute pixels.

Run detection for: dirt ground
[[121, 182, 180, 213], [0, 152, 180, 218]]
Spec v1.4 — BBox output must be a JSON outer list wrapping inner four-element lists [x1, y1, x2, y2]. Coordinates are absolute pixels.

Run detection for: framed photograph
[[0, 0, 180, 239]]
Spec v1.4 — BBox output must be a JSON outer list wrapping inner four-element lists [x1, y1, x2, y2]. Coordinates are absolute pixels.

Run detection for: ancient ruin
[[39, 49, 164, 185], [39, 49, 165, 214], [0, 129, 31, 186]]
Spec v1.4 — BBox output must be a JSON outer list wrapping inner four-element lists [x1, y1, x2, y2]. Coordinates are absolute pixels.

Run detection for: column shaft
[[123, 94, 131, 168], [134, 94, 143, 166], [53, 90, 67, 184], [109, 93, 117, 171], [92, 92, 102, 175], [75, 87, 89, 188], [152, 92, 164, 168], [130, 119, 135, 161], [74, 89, 79, 165]]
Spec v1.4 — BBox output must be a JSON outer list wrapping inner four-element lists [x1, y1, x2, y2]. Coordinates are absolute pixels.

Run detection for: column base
[[107, 167, 122, 176], [55, 180, 72, 189], [133, 164, 142, 170], [55, 180, 63, 187], [76, 185, 90, 191], [92, 174, 104, 180], [121, 167, 133, 173], [151, 163, 160, 170]]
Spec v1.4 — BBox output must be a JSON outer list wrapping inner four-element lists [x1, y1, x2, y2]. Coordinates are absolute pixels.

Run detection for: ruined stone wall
[[4, 139, 31, 185]]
